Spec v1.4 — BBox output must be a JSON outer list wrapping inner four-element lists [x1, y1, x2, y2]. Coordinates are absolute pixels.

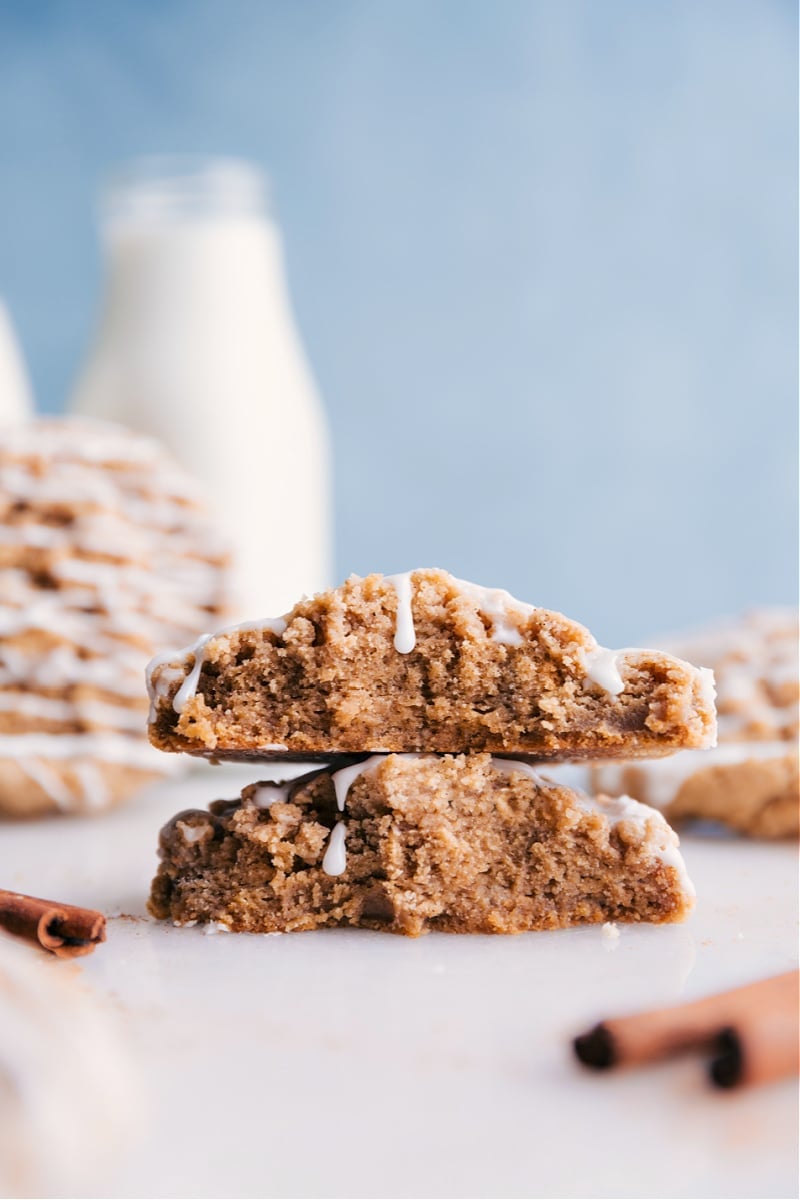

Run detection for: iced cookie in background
[[0, 417, 230, 817], [0, 932, 140, 1199], [593, 609, 799, 838], [149, 753, 694, 936]]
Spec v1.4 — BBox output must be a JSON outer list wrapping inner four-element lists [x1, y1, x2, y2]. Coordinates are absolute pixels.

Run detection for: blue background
[[0, 0, 796, 643]]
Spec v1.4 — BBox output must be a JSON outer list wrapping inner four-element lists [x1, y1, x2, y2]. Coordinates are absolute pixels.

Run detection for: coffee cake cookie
[[149, 754, 694, 936], [147, 569, 716, 761], [593, 609, 798, 837], [0, 418, 229, 816]]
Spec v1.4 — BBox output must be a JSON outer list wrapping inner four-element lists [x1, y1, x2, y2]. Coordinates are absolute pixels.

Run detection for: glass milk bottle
[[69, 158, 332, 619], [0, 297, 35, 426]]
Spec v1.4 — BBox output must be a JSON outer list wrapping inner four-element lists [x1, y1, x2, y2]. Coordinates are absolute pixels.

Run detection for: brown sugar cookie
[[592, 609, 799, 838], [148, 753, 694, 936], [0, 418, 229, 816], [146, 569, 716, 762]]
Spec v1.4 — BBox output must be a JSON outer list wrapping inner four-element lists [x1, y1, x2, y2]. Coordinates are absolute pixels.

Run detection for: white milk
[[0, 298, 34, 426], [69, 159, 332, 619]]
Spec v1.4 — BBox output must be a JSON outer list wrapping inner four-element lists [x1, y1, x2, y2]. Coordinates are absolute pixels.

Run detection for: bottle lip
[[101, 156, 270, 228]]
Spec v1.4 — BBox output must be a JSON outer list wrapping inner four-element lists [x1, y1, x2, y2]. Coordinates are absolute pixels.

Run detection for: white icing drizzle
[[582, 647, 627, 696], [0, 690, 146, 732], [177, 821, 210, 844], [698, 668, 718, 746], [149, 616, 288, 718], [575, 785, 694, 898], [72, 760, 108, 811], [252, 782, 291, 808], [451, 576, 536, 645], [385, 571, 537, 656], [171, 635, 213, 714], [15, 757, 75, 812], [9, 735, 175, 813], [653, 826, 696, 899], [322, 821, 348, 876], [386, 572, 416, 653], [487, 756, 554, 789], [145, 655, 186, 721], [320, 756, 388, 877], [0, 418, 230, 813], [0, 647, 144, 697], [330, 755, 385, 811], [582, 647, 717, 751], [203, 921, 231, 935]]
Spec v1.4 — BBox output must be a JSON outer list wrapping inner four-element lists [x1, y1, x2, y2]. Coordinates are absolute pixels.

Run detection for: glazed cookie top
[[0, 417, 230, 813], [147, 569, 716, 761]]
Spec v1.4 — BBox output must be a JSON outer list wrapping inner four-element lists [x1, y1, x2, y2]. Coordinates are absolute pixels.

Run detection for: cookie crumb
[[602, 922, 621, 945]]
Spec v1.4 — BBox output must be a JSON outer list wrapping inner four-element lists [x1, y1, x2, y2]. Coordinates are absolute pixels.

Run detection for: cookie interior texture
[[149, 754, 693, 936], [147, 569, 716, 761]]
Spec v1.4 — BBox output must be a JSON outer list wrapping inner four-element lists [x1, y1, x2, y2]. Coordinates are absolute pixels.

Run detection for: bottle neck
[[102, 157, 269, 228], [99, 156, 283, 305]]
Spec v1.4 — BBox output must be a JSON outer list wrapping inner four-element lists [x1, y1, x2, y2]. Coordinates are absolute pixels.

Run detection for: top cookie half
[[146, 569, 717, 761]]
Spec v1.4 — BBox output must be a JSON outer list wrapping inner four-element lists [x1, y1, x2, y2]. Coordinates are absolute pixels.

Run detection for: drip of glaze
[[386, 573, 416, 653], [330, 755, 385, 811], [583, 645, 718, 748], [582, 647, 626, 696], [450, 576, 536, 646], [16, 757, 75, 812], [177, 821, 210, 844], [252, 782, 291, 808], [145, 654, 186, 721], [487, 756, 555, 789], [72, 760, 108, 811], [171, 635, 213, 714], [322, 822, 348, 876], [149, 616, 289, 719], [385, 571, 538, 656]]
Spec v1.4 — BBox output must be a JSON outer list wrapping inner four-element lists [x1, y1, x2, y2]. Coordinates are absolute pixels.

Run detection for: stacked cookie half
[[146, 569, 717, 935]]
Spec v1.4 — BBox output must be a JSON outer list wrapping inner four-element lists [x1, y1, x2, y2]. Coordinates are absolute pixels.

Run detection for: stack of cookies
[[0, 418, 229, 816], [145, 569, 717, 936]]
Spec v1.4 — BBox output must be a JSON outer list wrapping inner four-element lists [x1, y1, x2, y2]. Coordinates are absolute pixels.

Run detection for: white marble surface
[[1, 762, 797, 1200]]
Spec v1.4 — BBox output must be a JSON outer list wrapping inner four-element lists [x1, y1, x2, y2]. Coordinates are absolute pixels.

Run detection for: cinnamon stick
[[0, 889, 106, 958], [574, 970, 799, 1089]]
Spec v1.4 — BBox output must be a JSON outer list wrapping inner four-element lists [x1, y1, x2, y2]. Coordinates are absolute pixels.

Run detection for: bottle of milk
[[70, 157, 332, 619], [0, 297, 35, 426]]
